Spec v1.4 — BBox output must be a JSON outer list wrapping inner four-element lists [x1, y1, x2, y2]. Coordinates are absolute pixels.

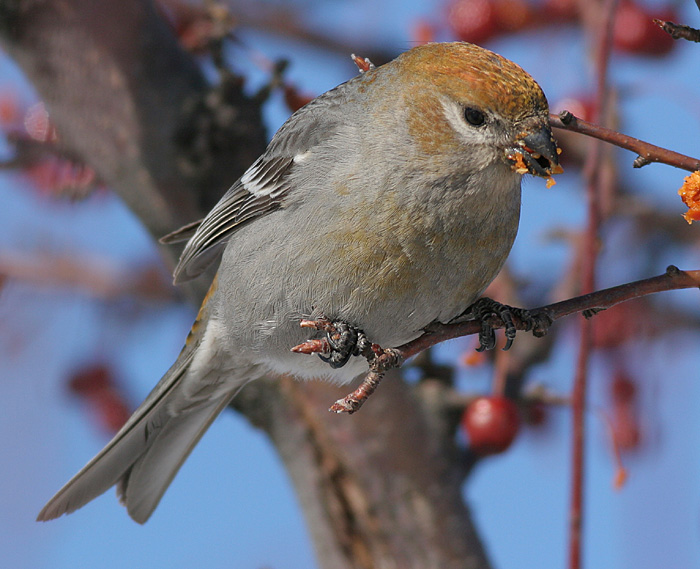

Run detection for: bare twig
[[328, 349, 401, 414], [654, 19, 700, 43], [550, 112, 700, 172], [414, 266, 697, 357], [322, 266, 699, 412]]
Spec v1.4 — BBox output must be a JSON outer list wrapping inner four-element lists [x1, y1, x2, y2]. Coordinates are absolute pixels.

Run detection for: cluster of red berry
[[446, 0, 677, 56]]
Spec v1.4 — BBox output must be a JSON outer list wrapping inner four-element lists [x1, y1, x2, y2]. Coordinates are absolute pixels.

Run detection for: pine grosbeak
[[38, 42, 560, 523]]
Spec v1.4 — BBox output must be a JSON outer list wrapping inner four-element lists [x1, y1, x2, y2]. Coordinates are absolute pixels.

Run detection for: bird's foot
[[292, 316, 403, 413], [458, 297, 552, 351], [292, 317, 373, 368]]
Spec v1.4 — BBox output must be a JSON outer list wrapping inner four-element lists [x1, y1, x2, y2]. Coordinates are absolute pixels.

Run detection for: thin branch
[[407, 266, 698, 359], [654, 19, 700, 43], [550, 112, 700, 172], [324, 266, 700, 412]]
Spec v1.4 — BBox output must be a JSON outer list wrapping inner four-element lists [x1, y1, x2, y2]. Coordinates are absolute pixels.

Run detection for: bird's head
[[397, 42, 561, 180]]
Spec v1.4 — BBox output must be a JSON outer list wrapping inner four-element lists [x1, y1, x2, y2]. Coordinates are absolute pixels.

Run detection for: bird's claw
[[298, 317, 371, 369], [461, 298, 551, 352], [295, 316, 401, 413], [319, 321, 361, 368]]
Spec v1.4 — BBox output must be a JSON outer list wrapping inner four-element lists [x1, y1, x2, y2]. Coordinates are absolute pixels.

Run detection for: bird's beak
[[507, 122, 563, 178]]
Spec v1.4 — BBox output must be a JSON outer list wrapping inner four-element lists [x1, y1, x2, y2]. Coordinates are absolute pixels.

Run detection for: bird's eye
[[464, 107, 485, 127]]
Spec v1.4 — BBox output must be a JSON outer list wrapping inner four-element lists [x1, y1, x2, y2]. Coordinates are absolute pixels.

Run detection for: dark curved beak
[[508, 123, 562, 178]]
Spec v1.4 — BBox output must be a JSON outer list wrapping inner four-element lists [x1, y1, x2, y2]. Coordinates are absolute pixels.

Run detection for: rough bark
[[1, 1, 493, 567], [236, 373, 490, 569]]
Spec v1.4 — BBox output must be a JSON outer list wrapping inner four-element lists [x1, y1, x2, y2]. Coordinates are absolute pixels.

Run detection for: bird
[[37, 41, 560, 524]]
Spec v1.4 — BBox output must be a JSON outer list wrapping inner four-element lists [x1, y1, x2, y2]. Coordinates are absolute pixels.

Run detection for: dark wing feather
[[169, 79, 355, 284], [159, 219, 202, 244], [172, 156, 294, 283]]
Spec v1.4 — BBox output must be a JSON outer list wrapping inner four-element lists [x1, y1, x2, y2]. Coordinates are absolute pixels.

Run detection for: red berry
[[543, 0, 578, 22], [552, 95, 596, 123], [448, 0, 498, 44], [412, 19, 436, 45], [463, 396, 520, 455], [493, 0, 532, 33], [614, 1, 675, 56]]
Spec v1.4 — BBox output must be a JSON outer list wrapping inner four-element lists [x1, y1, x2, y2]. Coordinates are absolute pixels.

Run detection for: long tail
[[37, 278, 242, 524]]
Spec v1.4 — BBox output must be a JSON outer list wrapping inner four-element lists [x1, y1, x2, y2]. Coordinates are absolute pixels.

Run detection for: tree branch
[[327, 266, 700, 412], [550, 112, 700, 172], [407, 265, 698, 358], [654, 19, 700, 43]]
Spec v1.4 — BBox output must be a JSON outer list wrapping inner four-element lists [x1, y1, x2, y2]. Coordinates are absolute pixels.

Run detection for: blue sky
[[2, 1, 700, 568]]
